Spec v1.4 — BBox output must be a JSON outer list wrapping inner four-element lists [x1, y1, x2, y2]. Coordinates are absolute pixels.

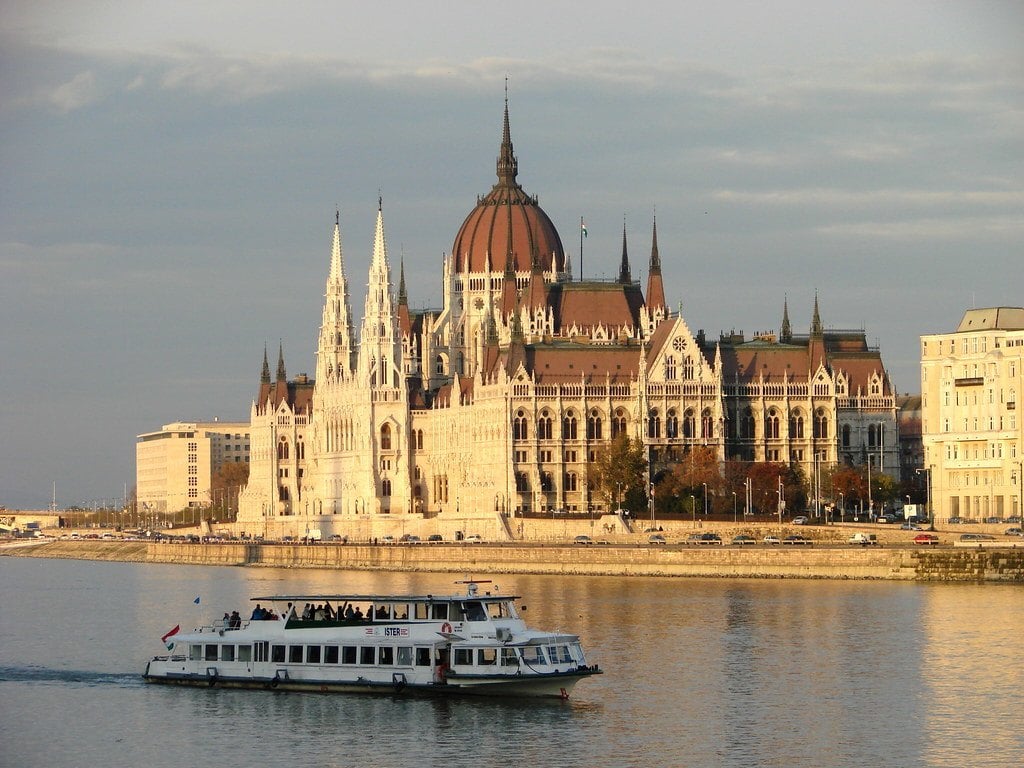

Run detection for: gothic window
[[842, 424, 851, 448], [683, 356, 694, 379], [296, 441, 305, 460], [538, 412, 553, 440], [277, 437, 289, 460], [612, 409, 627, 437], [416, 430, 424, 450], [683, 409, 696, 439], [702, 409, 714, 439], [515, 472, 529, 492], [766, 409, 780, 439], [740, 408, 755, 440], [435, 355, 444, 375], [666, 410, 679, 438], [587, 410, 603, 440], [513, 410, 529, 441], [565, 472, 578, 492], [665, 356, 677, 380], [279, 485, 289, 502], [648, 409, 661, 438], [789, 411, 804, 439], [563, 412, 578, 440], [814, 409, 829, 439], [380, 423, 392, 450], [868, 423, 878, 448], [540, 472, 553, 492], [381, 479, 392, 497]]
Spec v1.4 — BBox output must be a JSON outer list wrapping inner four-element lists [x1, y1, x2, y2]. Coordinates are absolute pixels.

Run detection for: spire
[[618, 219, 632, 284], [276, 341, 286, 381], [398, 258, 407, 306], [645, 215, 666, 312], [261, 344, 271, 384], [780, 296, 792, 343], [316, 211, 356, 382], [496, 86, 519, 187], [811, 292, 822, 337]]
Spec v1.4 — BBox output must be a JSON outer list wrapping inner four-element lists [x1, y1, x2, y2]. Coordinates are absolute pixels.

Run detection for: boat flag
[[193, 596, 201, 604], [161, 624, 180, 649], [581, 220, 588, 238]]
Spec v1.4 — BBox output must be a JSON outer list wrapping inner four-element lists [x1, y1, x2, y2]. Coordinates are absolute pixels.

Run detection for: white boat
[[144, 581, 601, 698]]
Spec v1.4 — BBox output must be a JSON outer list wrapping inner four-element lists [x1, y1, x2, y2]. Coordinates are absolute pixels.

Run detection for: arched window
[[563, 412, 578, 440], [766, 409, 780, 439], [666, 409, 679, 438], [790, 411, 804, 439], [842, 424, 851, 448], [664, 356, 677, 380], [612, 409, 627, 437], [868, 423, 879, 448], [515, 472, 529, 492], [296, 440, 305, 460], [416, 429, 424, 450], [740, 408, 755, 440], [587, 410, 603, 440], [702, 409, 715, 439], [380, 423, 392, 450], [683, 409, 696, 439], [540, 472, 553, 492], [565, 472, 578, 492], [814, 409, 829, 439], [648, 409, 661, 438], [277, 437, 289, 460], [683, 356, 694, 379], [381, 478, 392, 497], [538, 412, 553, 440], [435, 355, 444, 375], [513, 410, 529, 441]]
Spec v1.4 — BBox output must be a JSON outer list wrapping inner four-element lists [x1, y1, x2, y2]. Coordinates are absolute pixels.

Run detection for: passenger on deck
[[301, 603, 312, 620], [353, 607, 364, 621], [344, 605, 355, 620], [323, 602, 335, 620], [283, 603, 296, 621], [229, 611, 242, 629], [251, 604, 265, 620], [314, 604, 325, 621]]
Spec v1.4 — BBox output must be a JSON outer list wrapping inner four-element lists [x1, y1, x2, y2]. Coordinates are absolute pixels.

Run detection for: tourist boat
[[144, 581, 600, 698]]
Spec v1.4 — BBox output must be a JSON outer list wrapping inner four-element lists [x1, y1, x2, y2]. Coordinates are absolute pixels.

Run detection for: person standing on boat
[[250, 604, 265, 620]]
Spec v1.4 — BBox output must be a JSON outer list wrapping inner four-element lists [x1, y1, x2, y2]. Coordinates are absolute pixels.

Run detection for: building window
[[513, 411, 529, 441], [277, 437, 289, 460], [587, 410, 603, 440], [563, 413, 578, 440], [701, 409, 714, 439], [380, 423, 392, 450], [612, 409, 627, 437], [790, 412, 804, 439], [683, 409, 696, 439], [666, 410, 678, 438], [740, 409, 755, 440], [842, 424, 851, 448], [683, 356, 694, 379], [648, 410, 661, 438], [382, 479, 392, 497], [665, 356, 677, 380], [766, 410, 780, 439], [814, 410, 829, 439], [565, 472, 578, 491], [538, 413, 553, 440]]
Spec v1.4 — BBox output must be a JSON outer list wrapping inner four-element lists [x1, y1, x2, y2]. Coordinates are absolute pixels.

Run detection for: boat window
[[254, 642, 269, 663], [306, 646, 321, 664], [272, 645, 286, 663], [205, 644, 218, 661], [477, 648, 497, 665], [397, 647, 413, 666], [461, 602, 486, 622], [189, 644, 202, 661], [374, 605, 390, 620], [487, 601, 511, 619], [379, 647, 394, 665], [521, 646, 546, 665], [453, 648, 473, 666], [289, 645, 303, 663], [501, 648, 519, 666], [415, 647, 432, 666], [430, 603, 449, 620], [414, 603, 429, 620], [394, 604, 409, 620], [221, 645, 235, 662], [548, 645, 573, 664], [342, 646, 357, 664], [360, 646, 375, 665], [324, 646, 339, 664], [238, 645, 252, 663]]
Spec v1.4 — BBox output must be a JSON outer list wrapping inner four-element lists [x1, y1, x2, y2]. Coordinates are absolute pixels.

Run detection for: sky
[[2, 1, 1022, 509]]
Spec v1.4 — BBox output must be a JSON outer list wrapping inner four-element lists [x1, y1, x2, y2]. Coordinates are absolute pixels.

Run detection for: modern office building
[[920, 307, 1024, 522], [136, 421, 250, 513]]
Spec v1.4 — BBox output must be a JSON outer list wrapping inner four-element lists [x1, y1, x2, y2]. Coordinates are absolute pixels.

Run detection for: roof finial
[[618, 216, 631, 284], [811, 291, 822, 337], [276, 340, 286, 381], [781, 295, 792, 343], [261, 343, 271, 384], [496, 82, 518, 186]]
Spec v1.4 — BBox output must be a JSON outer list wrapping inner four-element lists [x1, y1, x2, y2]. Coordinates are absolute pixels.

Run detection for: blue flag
[[193, 596, 201, 605]]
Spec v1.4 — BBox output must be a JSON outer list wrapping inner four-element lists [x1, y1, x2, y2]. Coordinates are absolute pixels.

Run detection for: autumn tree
[[591, 433, 648, 513], [211, 461, 250, 521]]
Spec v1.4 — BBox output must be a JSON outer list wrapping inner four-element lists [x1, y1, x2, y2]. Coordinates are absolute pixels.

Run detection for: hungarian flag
[[161, 624, 180, 649], [581, 220, 588, 238]]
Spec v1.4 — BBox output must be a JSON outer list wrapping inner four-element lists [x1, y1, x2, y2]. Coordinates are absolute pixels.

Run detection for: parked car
[[877, 514, 896, 524], [763, 535, 781, 545], [427, 534, 444, 542], [573, 535, 594, 545], [959, 533, 996, 541], [1004, 527, 1023, 537], [782, 535, 812, 545], [380, 535, 395, 543], [790, 516, 809, 525], [464, 534, 484, 543], [731, 535, 756, 545], [848, 532, 878, 546], [900, 523, 923, 530], [913, 533, 940, 546], [648, 534, 667, 545]]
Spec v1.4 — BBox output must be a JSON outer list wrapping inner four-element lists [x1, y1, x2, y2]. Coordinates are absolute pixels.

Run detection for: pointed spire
[[649, 214, 661, 275], [781, 296, 792, 343], [811, 292, 822, 337], [645, 214, 666, 312], [261, 344, 271, 384], [398, 258, 407, 306], [276, 341, 286, 381], [618, 219, 632, 284], [496, 86, 519, 187]]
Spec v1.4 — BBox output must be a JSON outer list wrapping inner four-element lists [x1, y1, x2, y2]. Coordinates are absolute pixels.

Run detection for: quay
[[4, 535, 1024, 582]]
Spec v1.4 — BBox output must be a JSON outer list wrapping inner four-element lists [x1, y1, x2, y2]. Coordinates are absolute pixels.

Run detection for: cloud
[[47, 70, 98, 113]]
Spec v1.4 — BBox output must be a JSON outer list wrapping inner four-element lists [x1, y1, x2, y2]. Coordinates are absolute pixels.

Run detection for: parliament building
[[236, 102, 898, 532]]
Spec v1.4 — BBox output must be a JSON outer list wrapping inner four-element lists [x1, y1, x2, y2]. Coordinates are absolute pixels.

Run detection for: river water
[[0, 557, 1021, 768]]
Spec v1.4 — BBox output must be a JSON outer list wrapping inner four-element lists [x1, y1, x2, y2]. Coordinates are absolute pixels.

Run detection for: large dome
[[451, 105, 565, 274]]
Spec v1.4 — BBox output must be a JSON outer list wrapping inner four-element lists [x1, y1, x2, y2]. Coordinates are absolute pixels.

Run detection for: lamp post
[[690, 495, 696, 528], [916, 465, 933, 531], [649, 483, 655, 525], [702, 482, 708, 517], [732, 491, 737, 524], [838, 492, 844, 523], [866, 454, 873, 521]]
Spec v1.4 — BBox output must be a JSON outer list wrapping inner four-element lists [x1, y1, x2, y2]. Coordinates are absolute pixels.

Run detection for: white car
[[464, 534, 485, 543]]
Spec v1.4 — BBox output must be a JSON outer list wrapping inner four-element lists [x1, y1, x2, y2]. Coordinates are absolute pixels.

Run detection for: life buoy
[[440, 622, 453, 634]]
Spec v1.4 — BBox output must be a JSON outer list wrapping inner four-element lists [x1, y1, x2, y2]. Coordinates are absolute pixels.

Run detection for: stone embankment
[[4, 540, 1023, 582]]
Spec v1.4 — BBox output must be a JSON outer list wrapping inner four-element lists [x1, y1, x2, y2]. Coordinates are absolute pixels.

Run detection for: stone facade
[[921, 307, 1024, 522], [236, 103, 898, 534]]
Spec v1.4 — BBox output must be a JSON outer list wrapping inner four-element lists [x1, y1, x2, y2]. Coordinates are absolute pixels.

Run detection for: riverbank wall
[[4, 540, 1023, 582]]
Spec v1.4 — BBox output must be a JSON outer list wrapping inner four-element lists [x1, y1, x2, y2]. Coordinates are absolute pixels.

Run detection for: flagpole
[[579, 216, 585, 281]]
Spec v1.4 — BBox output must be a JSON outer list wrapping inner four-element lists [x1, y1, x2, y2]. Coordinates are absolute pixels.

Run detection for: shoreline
[[4, 540, 1023, 582]]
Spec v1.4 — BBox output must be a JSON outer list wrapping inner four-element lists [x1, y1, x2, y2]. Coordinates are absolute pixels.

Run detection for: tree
[[211, 461, 250, 521], [832, 466, 867, 506], [591, 433, 647, 513]]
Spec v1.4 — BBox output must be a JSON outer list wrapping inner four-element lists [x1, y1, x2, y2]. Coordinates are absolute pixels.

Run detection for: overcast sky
[[2, 1, 1022, 509]]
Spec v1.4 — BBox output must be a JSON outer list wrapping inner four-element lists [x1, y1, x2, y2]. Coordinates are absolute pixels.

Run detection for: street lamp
[[690, 495, 696, 527], [702, 482, 708, 517], [838, 492, 844, 523], [732, 491, 737, 524], [916, 465, 933, 531]]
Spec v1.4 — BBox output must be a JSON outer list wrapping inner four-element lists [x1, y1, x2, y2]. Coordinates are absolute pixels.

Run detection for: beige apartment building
[[921, 307, 1024, 523], [136, 421, 250, 513]]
